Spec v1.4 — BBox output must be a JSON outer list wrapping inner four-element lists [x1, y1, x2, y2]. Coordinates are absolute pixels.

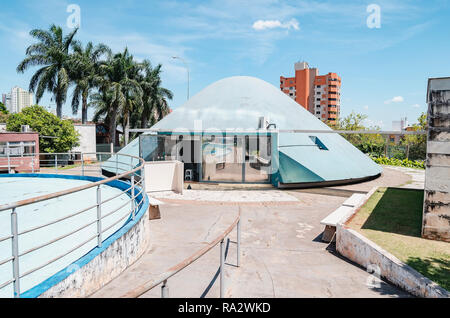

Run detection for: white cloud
[[363, 105, 369, 110], [412, 103, 421, 108], [252, 18, 299, 31], [384, 96, 404, 104]]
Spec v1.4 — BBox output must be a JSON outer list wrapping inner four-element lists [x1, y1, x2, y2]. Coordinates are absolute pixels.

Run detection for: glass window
[[202, 135, 244, 182], [0, 142, 6, 157]]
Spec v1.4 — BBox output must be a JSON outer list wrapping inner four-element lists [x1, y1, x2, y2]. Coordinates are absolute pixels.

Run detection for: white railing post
[[220, 239, 225, 298], [161, 280, 169, 298], [11, 208, 20, 298], [99, 154, 102, 176], [7, 151, 11, 174], [54, 154, 58, 172], [131, 175, 135, 220], [142, 165, 146, 195], [81, 153, 85, 176], [96, 185, 102, 247], [237, 220, 241, 267]]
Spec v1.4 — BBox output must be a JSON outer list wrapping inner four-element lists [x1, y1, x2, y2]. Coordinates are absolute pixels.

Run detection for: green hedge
[[369, 155, 425, 169]]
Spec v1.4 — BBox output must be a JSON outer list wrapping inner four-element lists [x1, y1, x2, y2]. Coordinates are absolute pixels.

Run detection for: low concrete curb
[[336, 187, 449, 298]]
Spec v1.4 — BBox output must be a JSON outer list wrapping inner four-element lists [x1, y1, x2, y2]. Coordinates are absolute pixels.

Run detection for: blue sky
[[0, 0, 449, 128]]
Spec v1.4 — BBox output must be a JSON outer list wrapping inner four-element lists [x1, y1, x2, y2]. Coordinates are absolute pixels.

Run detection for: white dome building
[[107, 76, 382, 187]]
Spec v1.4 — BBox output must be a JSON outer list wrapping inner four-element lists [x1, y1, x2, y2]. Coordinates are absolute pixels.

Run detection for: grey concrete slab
[[91, 192, 410, 298]]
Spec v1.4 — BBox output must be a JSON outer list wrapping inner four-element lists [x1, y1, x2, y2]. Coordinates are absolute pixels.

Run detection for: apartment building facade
[[280, 61, 341, 124], [2, 86, 34, 113]]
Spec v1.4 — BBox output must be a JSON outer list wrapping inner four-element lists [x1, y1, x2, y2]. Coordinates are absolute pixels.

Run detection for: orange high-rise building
[[280, 61, 341, 124]]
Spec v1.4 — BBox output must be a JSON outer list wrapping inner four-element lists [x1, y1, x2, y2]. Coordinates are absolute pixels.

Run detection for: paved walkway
[[151, 189, 299, 203], [92, 197, 409, 298], [91, 166, 418, 298], [382, 166, 425, 189]]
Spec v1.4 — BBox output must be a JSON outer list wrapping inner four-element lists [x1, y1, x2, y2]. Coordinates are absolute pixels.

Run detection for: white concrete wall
[[144, 160, 184, 194], [73, 124, 97, 159], [337, 225, 449, 298], [335, 186, 449, 298]]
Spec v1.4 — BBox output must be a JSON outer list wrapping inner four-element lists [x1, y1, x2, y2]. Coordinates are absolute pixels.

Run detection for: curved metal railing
[[0, 152, 147, 298], [122, 208, 241, 298]]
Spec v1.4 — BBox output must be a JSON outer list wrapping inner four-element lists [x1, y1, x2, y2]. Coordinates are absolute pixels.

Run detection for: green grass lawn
[[347, 187, 450, 291]]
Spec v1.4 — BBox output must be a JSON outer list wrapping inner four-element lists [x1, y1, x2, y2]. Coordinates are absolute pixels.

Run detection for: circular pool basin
[[0, 176, 137, 298]]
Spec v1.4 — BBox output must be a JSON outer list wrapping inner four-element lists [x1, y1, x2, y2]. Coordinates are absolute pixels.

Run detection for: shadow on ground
[[324, 242, 412, 297], [361, 188, 424, 237], [406, 256, 450, 291]]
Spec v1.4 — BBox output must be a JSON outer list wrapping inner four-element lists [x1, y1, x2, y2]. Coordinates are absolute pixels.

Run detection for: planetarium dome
[[110, 76, 382, 187]]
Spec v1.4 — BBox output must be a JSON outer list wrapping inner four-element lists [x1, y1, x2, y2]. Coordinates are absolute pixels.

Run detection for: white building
[[72, 124, 97, 160], [4, 87, 34, 113], [392, 117, 408, 131]]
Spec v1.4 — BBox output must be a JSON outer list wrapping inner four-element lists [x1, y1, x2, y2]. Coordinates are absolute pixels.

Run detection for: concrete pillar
[[422, 77, 450, 242]]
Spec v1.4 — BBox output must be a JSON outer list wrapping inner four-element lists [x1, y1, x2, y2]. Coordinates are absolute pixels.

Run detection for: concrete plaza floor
[[91, 166, 422, 298]]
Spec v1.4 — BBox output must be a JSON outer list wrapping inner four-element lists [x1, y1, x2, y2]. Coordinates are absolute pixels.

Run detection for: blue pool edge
[[0, 173, 149, 298]]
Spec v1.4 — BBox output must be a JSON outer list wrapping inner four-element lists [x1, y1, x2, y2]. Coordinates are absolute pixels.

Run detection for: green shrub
[[369, 155, 425, 169], [7, 105, 79, 153]]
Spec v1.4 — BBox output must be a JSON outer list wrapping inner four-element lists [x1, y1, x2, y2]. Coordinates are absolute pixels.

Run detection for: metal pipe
[[172, 56, 189, 101], [81, 153, 85, 176], [0, 153, 145, 212], [131, 175, 135, 220], [11, 208, 20, 298], [161, 280, 169, 298], [96, 185, 102, 247], [237, 220, 241, 267], [128, 128, 427, 135], [220, 239, 225, 298], [122, 211, 241, 298], [7, 151, 11, 174]]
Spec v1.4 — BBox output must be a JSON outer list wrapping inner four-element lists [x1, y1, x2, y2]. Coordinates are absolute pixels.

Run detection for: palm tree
[[69, 42, 110, 124], [95, 48, 143, 146], [138, 60, 173, 129], [17, 24, 79, 118]]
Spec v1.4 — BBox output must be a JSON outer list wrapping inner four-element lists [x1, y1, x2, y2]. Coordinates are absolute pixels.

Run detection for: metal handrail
[[0, 152, 147, 298], [0, 152, 144, 212], [122, 208, 241, 298]]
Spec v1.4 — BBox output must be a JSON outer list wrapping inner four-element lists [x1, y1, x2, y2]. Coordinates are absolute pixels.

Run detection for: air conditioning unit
[[21, 125, 30, 132]]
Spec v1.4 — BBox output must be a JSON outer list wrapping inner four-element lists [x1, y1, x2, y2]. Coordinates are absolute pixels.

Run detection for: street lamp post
[[172, 56, 189, 101]]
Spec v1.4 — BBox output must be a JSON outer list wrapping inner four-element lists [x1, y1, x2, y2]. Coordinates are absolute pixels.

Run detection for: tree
[[401, 112, 427, 160], [0, 102, 8, 114], [69, 41, 110, 124], [137, 60, 173, 129], [334, 111, 368, 146], [95, 48, 143, 146], [17, 24, 79, 118], [332, 111, 386, 157], [6, 105, 79, 153], [0, 113, 8, 124]]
